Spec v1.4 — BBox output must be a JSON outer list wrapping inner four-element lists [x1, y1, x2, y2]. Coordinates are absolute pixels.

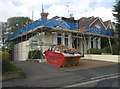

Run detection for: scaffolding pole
[[108, 37, 113, 54]]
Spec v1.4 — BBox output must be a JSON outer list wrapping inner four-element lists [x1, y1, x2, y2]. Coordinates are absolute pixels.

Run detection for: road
[[2, 60, 119, 87], [63, 73, 119, 88]]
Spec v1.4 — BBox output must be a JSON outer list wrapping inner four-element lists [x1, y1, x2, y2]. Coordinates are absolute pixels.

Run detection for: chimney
[[41, 5, 49, 18], [41, 12, 49, 18], [70, 14, 74, 20]]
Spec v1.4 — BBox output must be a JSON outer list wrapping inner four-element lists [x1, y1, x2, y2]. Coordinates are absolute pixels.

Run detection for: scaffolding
[[7, 17, 114, 61]]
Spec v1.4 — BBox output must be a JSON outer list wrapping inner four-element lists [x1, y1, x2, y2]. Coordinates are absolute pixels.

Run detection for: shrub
[[87, 48, 103, 54], [102, 44, 119, 55], [0, 51, 11, 61], [28, 50, 44, 59]]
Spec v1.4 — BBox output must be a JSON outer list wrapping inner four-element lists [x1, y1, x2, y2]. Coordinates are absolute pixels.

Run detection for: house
[[103, 20, 115, 31], [7, 12, 114, 61], [78, 16, 114, 49]]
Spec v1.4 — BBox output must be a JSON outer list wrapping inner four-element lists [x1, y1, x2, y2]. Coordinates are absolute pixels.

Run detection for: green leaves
[[7, 17, 33, 32], [2, 17, 33, 51], [113, 1, 120, 53]]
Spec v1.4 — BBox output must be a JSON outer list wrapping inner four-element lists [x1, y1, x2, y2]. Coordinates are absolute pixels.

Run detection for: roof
[[7, 18, 78, 40], [103, 20, 111, 28], [51, 16, 60, 19], [7, 16, 114, 41], [79, 16, 98, 28]]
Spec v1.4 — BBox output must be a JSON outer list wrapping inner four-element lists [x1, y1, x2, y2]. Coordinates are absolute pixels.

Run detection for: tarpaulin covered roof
[[7, 17, 113, 41], [7, 18, 78, 40]]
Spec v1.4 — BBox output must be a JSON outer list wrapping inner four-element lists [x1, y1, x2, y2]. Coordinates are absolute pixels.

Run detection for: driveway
[[2, 59, 119, 87]]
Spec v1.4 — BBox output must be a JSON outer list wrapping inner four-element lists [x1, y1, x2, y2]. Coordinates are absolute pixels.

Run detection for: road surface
[[2, 60, 119, 87], [63, 73, 119, 88]]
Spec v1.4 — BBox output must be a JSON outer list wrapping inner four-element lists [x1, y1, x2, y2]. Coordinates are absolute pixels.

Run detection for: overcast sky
[[0, 0, 116, 22]]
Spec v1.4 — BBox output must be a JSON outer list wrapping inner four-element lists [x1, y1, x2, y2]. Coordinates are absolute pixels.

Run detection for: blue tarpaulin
[[7, 18, 113, 41], [86, 27, 113, 36], [7, 18, 78, 40]]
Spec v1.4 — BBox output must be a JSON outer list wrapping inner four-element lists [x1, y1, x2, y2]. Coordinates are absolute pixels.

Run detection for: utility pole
[[32, 10, 34, 20], [42, 5, 44, 13]]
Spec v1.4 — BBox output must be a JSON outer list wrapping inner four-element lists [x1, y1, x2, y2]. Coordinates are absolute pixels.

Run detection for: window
[[65, 34, 68, 46], [96, 38, 98, 48], [57, 33, 62, 45], [95, 24, 101, 29], [57, 37, 62, 45], [91, 38, 93, 48]]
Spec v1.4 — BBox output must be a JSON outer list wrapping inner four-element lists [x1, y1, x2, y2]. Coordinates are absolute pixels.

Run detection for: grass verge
[[2, 60, 25, 81]]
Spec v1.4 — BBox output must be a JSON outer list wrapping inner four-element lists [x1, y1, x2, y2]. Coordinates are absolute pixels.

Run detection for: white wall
[[83, 54, 119, 63], [13, 32, 104, 61], [14, 40, 29, 61], [42, 32, 55, 52]]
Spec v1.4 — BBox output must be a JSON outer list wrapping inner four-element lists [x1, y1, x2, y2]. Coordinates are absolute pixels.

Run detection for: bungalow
[[8, 12, 114, 61]]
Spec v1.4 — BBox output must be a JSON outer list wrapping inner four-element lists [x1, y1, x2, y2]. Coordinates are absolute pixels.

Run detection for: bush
[[0, 51, 11, 61], [1, 51, 25, 80], [87, 48, 103, 54], [28, 50, 44, 59], [102, 44, 119, 55]]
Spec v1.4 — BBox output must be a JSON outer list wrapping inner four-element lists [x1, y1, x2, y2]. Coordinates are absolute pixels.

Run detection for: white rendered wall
[[42, 32, 54, 52], [14, 40, 29, 61], [83, 54, 119, 63]]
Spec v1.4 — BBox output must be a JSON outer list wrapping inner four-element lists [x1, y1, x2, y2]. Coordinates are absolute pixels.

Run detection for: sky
[[0, 0, 117, 22]]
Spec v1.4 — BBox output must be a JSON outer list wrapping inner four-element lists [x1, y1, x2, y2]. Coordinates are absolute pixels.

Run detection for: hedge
[[102, 44, 119, 55], [87, 48, 103, 54], [87, 44, 119, 55]]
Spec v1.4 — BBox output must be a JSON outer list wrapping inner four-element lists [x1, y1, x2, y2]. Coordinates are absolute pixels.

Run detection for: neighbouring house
[[78, 16, 115, 49], [7, 12, 115, 61], [103, 20, 115, 31]]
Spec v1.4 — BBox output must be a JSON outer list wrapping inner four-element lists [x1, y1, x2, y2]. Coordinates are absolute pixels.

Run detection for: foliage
[[1, 50, 25, 80], [2, 60, 12, 74], [2, 17, 33, 51], [113, 1, 120, 53], [113, 1, 120, 27], [102, 44, 119, 55], [2, 60, 25, 80], [88, 44, 119, 55], [7, 17, 33, 32], [0, 50, 11, 61], [87, 48, 103, 54], [28, 50, 44, 59]]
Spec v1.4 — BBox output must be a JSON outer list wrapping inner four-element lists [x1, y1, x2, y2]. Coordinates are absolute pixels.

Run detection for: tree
[[2, 17, 33, 51], [7, 17, 33, 32], [113, 1, 120, 54]]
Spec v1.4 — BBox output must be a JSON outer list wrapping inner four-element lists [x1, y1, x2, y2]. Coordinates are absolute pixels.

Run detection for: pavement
[[2, 59, 119, 87]]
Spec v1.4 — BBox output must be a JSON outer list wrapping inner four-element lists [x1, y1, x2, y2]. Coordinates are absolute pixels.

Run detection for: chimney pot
[[41, 12, 49, 18]]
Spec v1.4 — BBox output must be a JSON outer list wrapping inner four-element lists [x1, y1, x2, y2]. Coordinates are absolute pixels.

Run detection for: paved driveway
[[2, 59, 119, 87]]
